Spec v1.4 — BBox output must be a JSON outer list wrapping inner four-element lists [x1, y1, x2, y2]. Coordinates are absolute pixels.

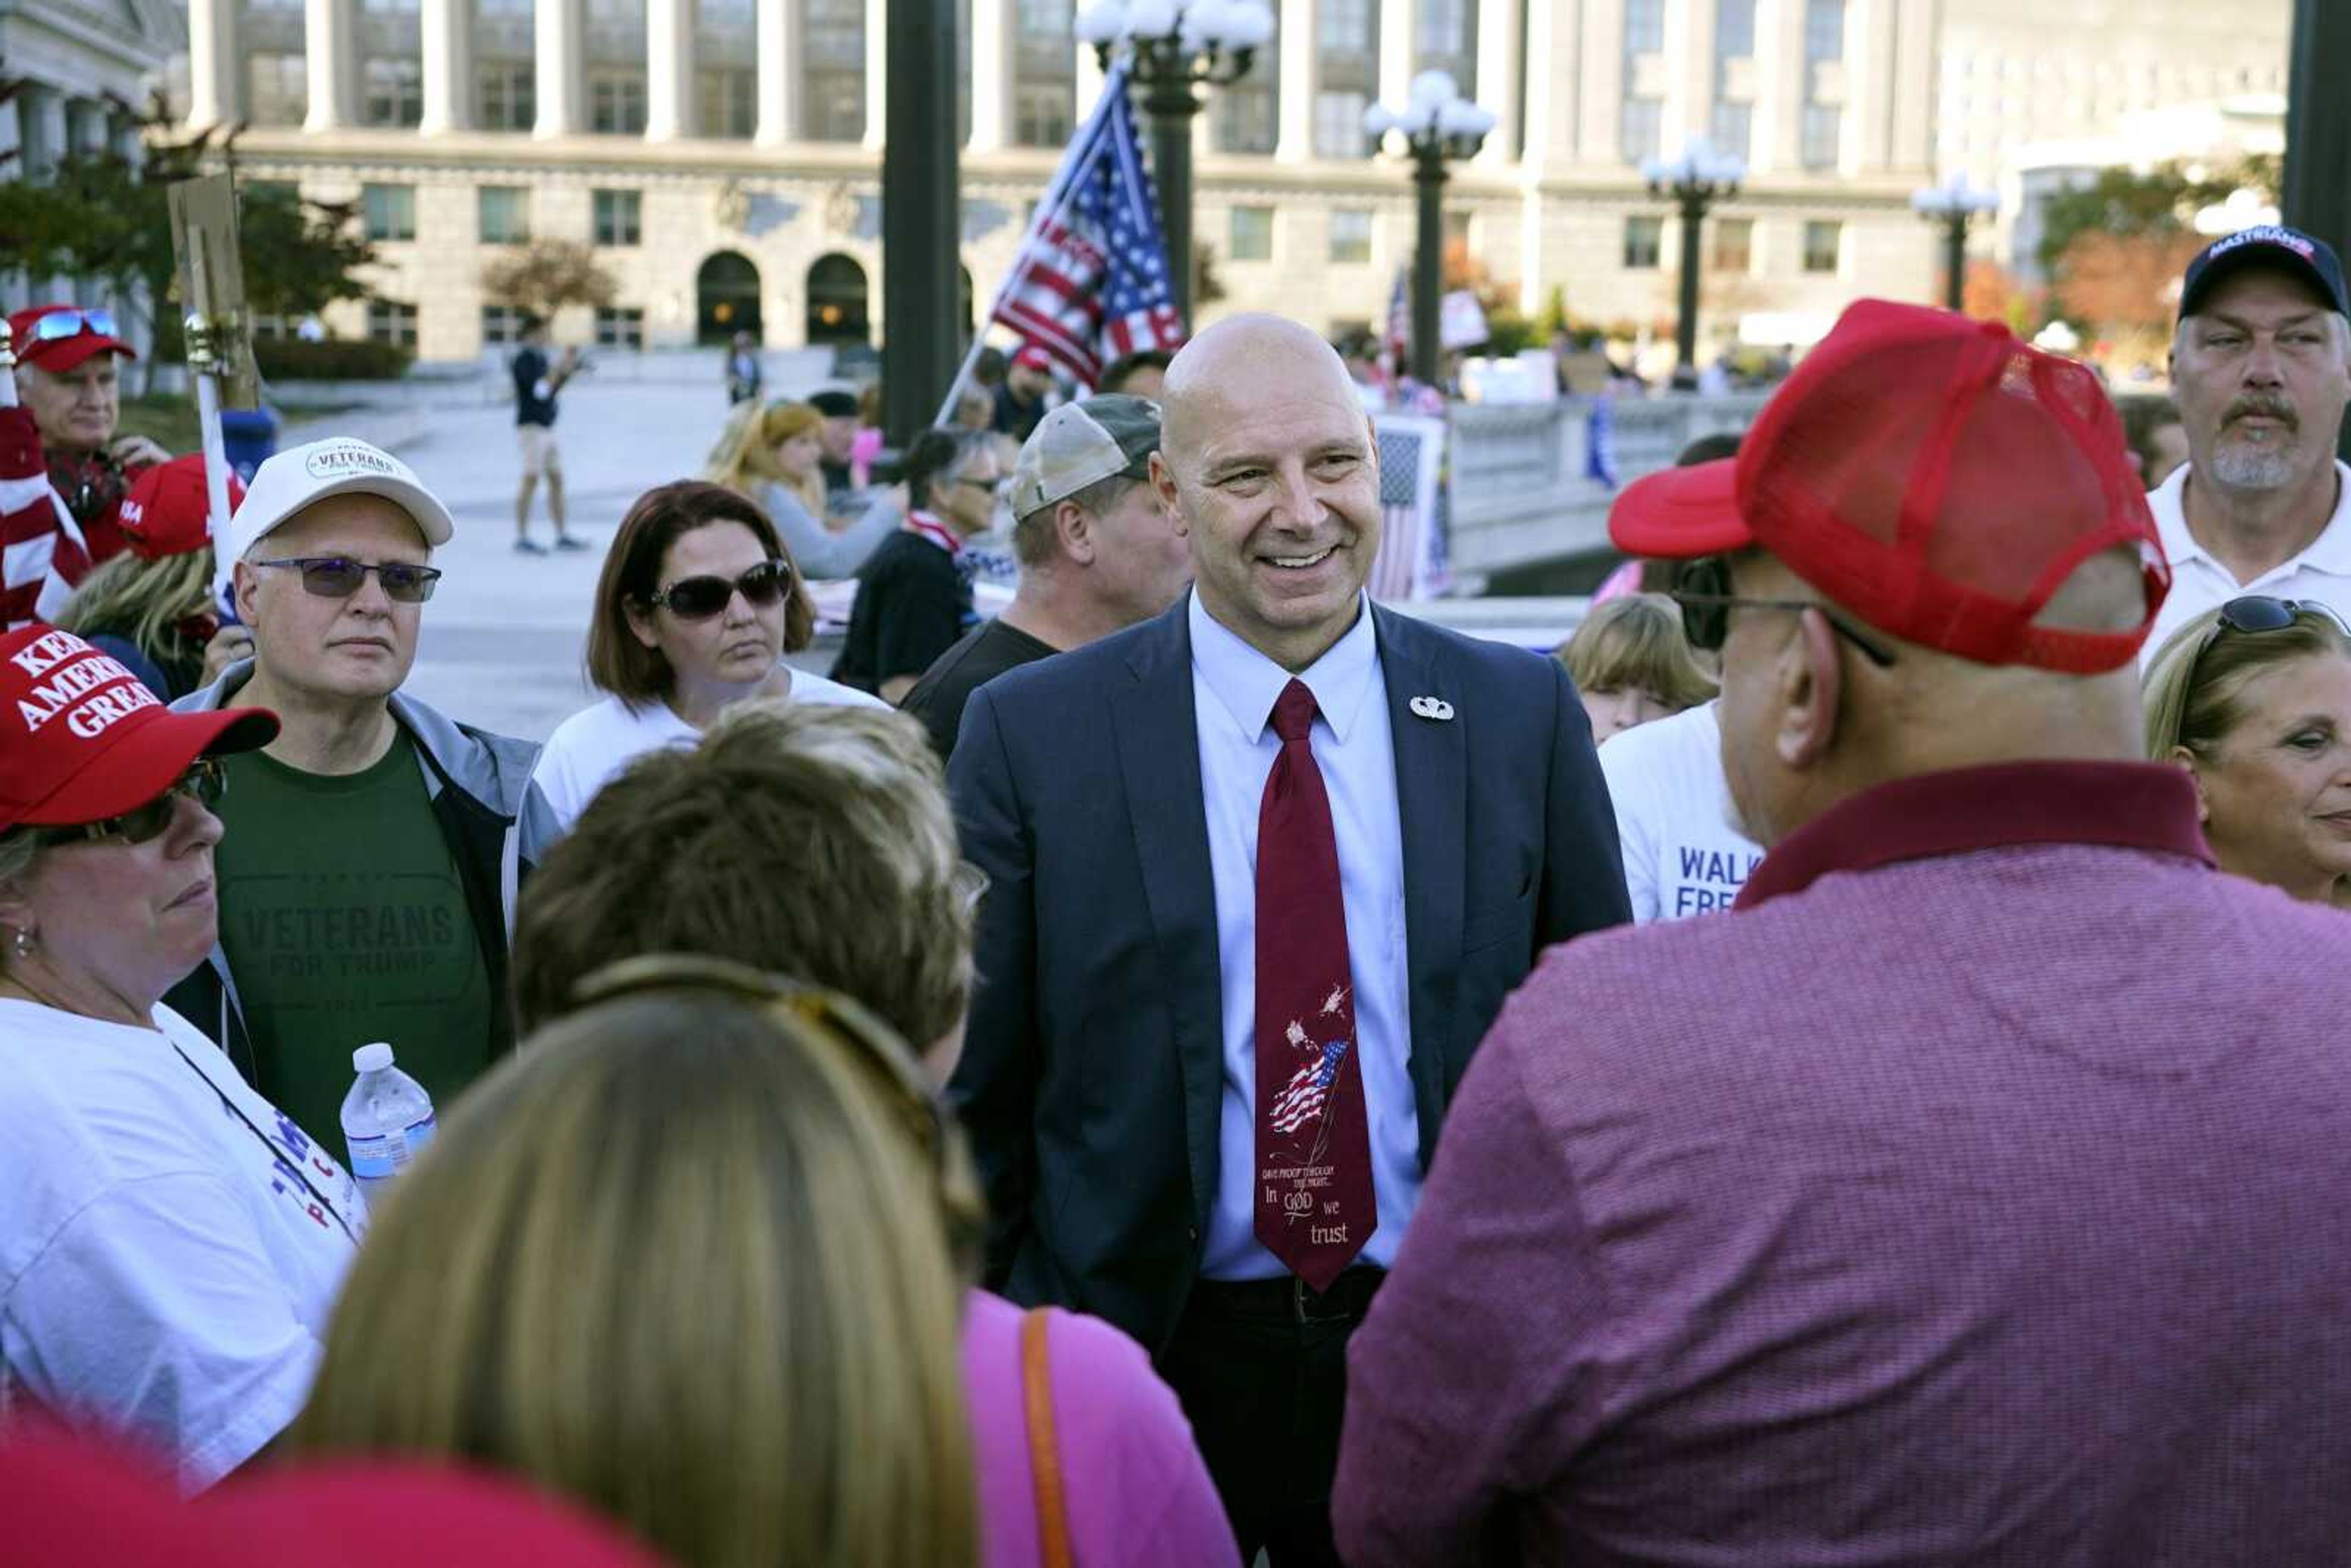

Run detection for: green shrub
[[254, 338, 415, 381]]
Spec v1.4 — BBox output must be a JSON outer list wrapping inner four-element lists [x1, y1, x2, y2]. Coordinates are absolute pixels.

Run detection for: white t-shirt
[[1598, 700, 1765, 923], [0, 1000, 362, 1491], [2142, 460, 2351, 662], [533, 671, 890, 834]]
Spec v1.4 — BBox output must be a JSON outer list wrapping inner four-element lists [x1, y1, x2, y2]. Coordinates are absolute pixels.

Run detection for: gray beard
[[2209, 441, 2300, 490]]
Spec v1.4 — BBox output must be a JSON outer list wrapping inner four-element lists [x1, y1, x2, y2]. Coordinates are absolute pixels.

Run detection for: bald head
[[1160, 314, 1359, 475]]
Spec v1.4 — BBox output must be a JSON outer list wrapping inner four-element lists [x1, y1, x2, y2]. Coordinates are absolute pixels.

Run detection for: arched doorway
[[696, 251, 762, 344], [806, 253, 870, 345]]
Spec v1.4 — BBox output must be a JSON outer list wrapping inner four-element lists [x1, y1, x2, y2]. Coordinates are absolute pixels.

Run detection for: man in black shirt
[[903, 396, 1191, 759], [807, 389, 861, 498], [510, 315, 586, 554], [993, 345, 1056, 441], [832, 427, 1002, 702]]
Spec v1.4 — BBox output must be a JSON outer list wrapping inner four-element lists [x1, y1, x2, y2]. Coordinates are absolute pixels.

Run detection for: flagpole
[[930, 63, 1133, 428]]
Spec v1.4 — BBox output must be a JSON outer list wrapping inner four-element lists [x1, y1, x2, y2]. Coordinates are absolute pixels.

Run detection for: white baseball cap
[[227, 437, 456, 562]]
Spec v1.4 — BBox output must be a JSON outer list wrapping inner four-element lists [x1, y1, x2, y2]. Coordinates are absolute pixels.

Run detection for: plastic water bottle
[[340, 1042, 437, 1207]]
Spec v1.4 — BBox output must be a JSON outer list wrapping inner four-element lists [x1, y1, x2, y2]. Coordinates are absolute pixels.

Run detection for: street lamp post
[[1364, 71, 1496, 388], [1911, 172, 2000, 315], [1076, 0, 1275, 330], [1642, 139, 1744, 387]]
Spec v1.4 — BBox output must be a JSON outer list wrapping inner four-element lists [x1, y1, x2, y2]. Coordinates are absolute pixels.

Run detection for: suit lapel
[[1111, 599, 1226, 1240], [1374, 605, 1466, 1167]]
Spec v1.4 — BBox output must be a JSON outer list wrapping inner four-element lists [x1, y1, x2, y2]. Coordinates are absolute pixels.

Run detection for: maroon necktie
[[1253, 678, 1376, 1291]]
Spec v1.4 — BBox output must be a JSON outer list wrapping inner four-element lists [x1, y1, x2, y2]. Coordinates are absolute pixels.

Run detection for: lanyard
[[905, 511, 962, 557]]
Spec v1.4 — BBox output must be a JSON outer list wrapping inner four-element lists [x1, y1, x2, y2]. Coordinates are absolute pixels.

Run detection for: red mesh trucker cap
[[121, 454, 247, 561], [1611, 299, 2170, 672]]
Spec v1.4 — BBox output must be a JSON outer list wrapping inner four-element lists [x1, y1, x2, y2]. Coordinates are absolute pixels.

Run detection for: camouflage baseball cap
[[1007, 394, 1162, 520]]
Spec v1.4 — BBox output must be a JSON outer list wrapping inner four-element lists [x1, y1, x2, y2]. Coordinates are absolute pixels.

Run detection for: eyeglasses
[[253, 556, 443, 604], [645, 558, 793, 620], [28, 308, 119, 343], [1668, 556, 1899, 670], [38, 757, 225, 847], [956, 476, 1005, 495]]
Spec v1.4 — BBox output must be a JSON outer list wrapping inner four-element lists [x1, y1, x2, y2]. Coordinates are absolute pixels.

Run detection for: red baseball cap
[[0, 1430, 669, 1567], [0, 625, 276, 830], [9, 303, 139, 373], [121, 454, 246, 561], [1012, 344, 1055, 374], [1610, 299, 2170, 673]]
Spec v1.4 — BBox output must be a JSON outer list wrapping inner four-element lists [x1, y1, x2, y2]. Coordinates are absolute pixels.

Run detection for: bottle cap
[[352, 1042, 395, 1073]]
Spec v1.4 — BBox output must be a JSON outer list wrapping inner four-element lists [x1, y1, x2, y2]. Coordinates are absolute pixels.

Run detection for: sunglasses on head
[[645, 558, 792, 620], [38, 757, 224, 848], [28, 308, 119, 343], [253, 556, 443, 604], [1668, 555, 1899, 669], [2214, 595, 2351, 637]]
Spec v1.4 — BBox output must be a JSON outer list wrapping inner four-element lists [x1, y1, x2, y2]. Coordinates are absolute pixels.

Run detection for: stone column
[[1663, 0, 1712, 151], [1075, 36, 1106, 121], [1889, 0, 1933, 173], [647, 0, 696, 138], [1275, 0, 1315, 162], [862, 0, 887, 150], [1576, 0, 1623, 161], [420, 0, 473, 133], [305, 0, 359, 130], [534, 0, 587, 136], [1471, 0, 1518, 167], [187, 0, 241, 129], [967, 0, 1011, 151], [754, 0, 801, 143], [23, 86, 68, 178], [1760, 0, 1808, 173], [1378, 0, 1413, 108], [1516, 0, 1573, 171]]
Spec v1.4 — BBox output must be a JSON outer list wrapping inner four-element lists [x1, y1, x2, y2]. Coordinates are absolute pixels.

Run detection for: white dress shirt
[[1189, 591, 1422, 1280], [2143, 460, 2351, 662]]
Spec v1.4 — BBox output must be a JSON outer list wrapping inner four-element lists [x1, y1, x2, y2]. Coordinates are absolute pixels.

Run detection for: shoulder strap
[[1021, 1307, 1074, 1568]]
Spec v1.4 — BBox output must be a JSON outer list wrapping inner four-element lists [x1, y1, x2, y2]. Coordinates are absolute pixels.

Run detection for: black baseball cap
[[2179, 225, 2350, 321], [806, 389, 858, 418]]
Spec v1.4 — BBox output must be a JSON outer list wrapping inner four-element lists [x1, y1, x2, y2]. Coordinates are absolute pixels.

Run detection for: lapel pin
[[1409, 696, 1455, 722]]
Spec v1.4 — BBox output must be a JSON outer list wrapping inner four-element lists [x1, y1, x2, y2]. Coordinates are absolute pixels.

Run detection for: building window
[[1414, 0, 1474, 94], [594, 306, 647, 348], [1014, 0, 1076, 148], [1711, 100, 1752, 163], [247, 52, 307, 126], [1804, 0, 1845, 63], [1321, 0, 1371, 51], [1621, 97, 1662, 164], [1329, 209, 1373, 265], [1015, 84, 1073, 147], [367, 300, 419, 348], [1715, 0, 1756, 58], [478, 186, 531, 242], [803, 0, 866, 142], [593, 189, 643, 246], [1624, 215, 1663, 270], [1231, 206, 1274, 262], [1712, 216, 1753, 273], [590, 70, 647, 133], [1314, 91, 1369, 158], [482, 304, 530, 347], [478, 62, 534, 129], [1624, 0, 1665, 53], [1801, 103, 1841, 170], [362, 184, 418, 242], [1802, 219, 1842, 274], [697, 67, 757, 138], [363, 58, 423, 126]]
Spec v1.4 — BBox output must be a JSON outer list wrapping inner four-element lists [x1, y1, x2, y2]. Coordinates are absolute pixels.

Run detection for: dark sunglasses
[[29, 308, 119, 343], [645, 558, 792, 620], [2214, 595, 2351, 637], [39, 757, 225, 847], [1669, 556, 1899, 669], [956, 475, 1006, 495], [253, 555, 443, 604]]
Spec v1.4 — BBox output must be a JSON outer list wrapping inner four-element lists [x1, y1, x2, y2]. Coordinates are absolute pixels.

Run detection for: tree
[[2035, 154, 2279, 345], [481, 239, 620, 320], [1963, 259, 2045, 336]]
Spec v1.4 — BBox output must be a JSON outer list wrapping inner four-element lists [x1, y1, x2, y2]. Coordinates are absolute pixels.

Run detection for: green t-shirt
[[214, 730, 496, 1147]]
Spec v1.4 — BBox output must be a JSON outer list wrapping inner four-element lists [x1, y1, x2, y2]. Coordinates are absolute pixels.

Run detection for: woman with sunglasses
[[0, 626, 364, 1491], [2143, 595, 2351, 905], [533, 479, 886, 835]]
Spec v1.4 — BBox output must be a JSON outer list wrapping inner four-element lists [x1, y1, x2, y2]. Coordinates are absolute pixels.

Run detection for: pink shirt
[[961, 1290, 1239, 1568], [1337, 762, 2351, 1566]]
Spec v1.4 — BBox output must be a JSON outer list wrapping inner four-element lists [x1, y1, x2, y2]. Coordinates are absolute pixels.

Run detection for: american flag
[[1270, 1033, 1352, 1135], [991, 64, 1185, 387], [1, 408, 89, 632], [1585, 397, 1621, 489], [1382, 266, 1409, 380]]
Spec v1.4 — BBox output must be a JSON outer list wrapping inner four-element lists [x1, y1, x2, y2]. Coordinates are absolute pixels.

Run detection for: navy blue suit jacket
[[945, 596, 1630, 1352]]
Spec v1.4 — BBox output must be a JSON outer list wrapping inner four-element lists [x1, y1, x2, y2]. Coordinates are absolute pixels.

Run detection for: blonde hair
[[1558, 593, 1719, 711], [290, 986, 979, 1568], [2142, 602, 2351, 760], [705, 400, 827, 517], [53, 549, 216, 670]]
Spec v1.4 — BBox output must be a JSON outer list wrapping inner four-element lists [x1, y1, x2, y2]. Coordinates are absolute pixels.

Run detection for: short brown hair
[[1558, 593, 1719, 710], [585, 480, 815, 703], [512, 702, 972, 1048]]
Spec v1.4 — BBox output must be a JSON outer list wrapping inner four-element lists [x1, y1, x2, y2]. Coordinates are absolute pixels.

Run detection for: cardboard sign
[[167, 174, 260, 409]]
